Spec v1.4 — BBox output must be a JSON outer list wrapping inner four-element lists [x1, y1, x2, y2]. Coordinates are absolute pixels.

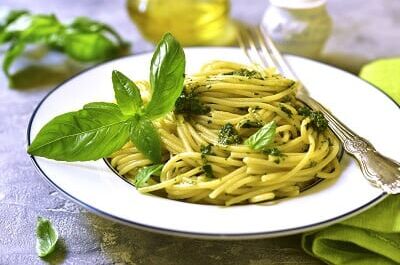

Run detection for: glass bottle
[[261, 0, 332, 59], [126, 0, 236, 46]]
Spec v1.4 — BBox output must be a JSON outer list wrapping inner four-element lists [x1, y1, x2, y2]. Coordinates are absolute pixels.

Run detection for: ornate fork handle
[[298, 93, 400, 193]]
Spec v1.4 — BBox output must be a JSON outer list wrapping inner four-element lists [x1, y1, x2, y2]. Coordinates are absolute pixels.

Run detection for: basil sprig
[[28, 33, 185, 163], [245, 121, 277, 150], [0, 10, 129, 83]]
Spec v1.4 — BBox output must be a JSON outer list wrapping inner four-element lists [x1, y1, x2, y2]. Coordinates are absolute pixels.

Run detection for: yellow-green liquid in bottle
[[126, 0, 236, 46]]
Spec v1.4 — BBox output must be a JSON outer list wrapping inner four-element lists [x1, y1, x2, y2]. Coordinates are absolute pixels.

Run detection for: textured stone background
[[1, 0, 399, 264]]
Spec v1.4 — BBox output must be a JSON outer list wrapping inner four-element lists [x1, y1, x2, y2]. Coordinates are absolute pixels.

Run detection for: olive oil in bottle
[[126, 0, 236, 46]]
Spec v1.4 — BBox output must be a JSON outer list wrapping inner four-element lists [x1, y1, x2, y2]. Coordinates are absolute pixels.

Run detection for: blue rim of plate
[[26, 49, 394, 239]]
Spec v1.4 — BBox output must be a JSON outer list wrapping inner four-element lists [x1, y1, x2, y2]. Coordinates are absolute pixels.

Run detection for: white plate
[[28, 47, 399, 239]]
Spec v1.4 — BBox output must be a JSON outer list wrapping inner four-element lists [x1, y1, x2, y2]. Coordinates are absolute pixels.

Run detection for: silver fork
[[236, 23, 400, 194]]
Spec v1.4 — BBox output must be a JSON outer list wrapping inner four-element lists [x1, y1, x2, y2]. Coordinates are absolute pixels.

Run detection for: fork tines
[[236, 22, 297, 81]]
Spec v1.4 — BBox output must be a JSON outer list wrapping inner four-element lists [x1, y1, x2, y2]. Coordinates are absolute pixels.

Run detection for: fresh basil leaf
[[130, 115, 162, 163], [19, 15, 62, 43], [144, 33, 185, 119], [1, 14, 62, 44], [1, 14, 62, 45], [36, 217, 58, 258], [0, 10, 28, 40], [1, 12, 130, 84], [2, 15, 63, 78], [2, 40, 25, 77], [83, 102, 127, 122], [70, 17, 107, 32], [135, 164, 163, 188], [0, 10, 28, 28], [70, 16, 126, 46], [0, 10, 129, 81], [28, 107, 130, 161], [245, 121, 277, 150], [112, 70, 143, 115], [63, 32, 117, 61], [83, 101, 121, 111], [0, 12, 30, 43]]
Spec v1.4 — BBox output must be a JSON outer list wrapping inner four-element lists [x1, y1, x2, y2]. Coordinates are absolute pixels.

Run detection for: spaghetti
[[109, 61, 341, 206]]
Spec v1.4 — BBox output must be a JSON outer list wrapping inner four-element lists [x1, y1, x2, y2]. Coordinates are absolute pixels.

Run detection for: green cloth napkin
[[302, 58, 400, 265]]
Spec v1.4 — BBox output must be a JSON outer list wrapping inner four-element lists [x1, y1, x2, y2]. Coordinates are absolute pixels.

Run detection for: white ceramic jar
[[261, 0, 332, 59]]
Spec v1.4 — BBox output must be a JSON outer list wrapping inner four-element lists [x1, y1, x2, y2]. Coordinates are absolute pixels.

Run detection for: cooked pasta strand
[[109, 61, 341, 205]]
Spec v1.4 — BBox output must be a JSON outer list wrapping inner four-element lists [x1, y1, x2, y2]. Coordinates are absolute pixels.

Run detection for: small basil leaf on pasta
[[245, 121, 277, 150], [112, 70, 143, 115], [28, 107, 130, 161], [130, 115, 162, 163], [135, 164, 163, 188], [145, 32, 185, 119], [36, 217, 58, 258]]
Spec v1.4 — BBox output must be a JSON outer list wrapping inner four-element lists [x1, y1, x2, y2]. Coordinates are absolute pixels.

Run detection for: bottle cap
[[269, 0, 327, 9]]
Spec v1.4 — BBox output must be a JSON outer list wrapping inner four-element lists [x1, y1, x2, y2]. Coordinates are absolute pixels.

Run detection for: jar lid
[[269, 0, 327, 9]]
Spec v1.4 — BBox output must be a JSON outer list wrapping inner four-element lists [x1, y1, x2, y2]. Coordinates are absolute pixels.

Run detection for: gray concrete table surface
[[1, 0, 399, 264]]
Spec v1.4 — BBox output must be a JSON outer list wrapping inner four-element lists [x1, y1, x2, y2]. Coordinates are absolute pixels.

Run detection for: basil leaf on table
[[19, 15, 62, 42], [245, 121, 277, 150], [135, 164, 164, 188], [0, 10, 129, 83], [2, 15, 63, 77], [112, 70, 143, 115], [0, 9, 28, 40], [2, 14, 62, 44], [0, 12, 29, 43], [69, 16, 126, 46], [0, 9, 28, 28], [144, 32, 185, 119], [36, 217, 58, 258], [130, 115, 162, 163], [62, 32, 117, 61], [2, 40, 25, 77], [2, 15, 62, 77], [28, 107, 131, 161]]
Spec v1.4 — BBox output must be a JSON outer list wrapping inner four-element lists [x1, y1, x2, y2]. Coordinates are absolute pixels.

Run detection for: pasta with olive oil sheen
[[109, 61, 341, 206]]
